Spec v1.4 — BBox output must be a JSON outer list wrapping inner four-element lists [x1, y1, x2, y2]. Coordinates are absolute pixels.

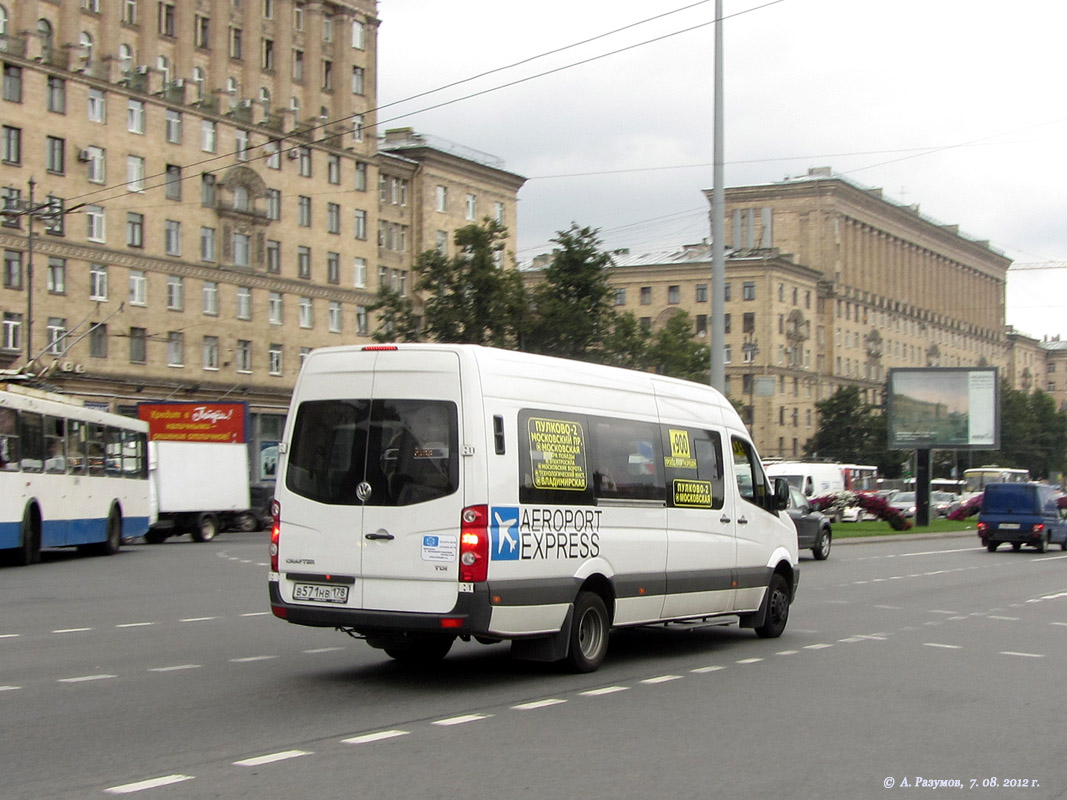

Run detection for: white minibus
[[268, 345, 798, 672]]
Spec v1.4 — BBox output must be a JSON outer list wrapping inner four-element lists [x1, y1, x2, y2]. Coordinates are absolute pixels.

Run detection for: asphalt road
[[2, 530, 1066, 799]]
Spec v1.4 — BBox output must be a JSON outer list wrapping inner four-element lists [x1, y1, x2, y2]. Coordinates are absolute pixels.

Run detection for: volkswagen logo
[[355, 481, 373, 502]]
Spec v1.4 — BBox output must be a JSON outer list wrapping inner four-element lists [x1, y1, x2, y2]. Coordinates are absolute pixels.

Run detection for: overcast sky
[[376, 0, 1067, 340]]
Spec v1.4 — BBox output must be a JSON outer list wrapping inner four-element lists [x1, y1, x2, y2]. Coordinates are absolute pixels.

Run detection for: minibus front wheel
[[566, 591, 610, 673]]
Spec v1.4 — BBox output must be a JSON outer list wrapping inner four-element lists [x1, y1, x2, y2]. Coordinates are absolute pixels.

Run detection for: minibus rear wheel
[[566, 591, 609, 673]]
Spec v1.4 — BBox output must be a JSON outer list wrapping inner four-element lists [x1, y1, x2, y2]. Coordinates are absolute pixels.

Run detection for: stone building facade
[[0, 1, 524, 482]]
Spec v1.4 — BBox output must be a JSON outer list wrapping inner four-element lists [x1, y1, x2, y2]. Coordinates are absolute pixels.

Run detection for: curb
[[835, 529, 977, 546]]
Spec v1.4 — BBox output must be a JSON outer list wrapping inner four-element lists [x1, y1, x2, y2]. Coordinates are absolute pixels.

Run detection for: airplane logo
[[491, 507, 520, 560]]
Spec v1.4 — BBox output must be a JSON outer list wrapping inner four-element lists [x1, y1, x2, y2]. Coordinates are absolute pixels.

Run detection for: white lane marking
[[302, 647, 345, 654], [0, 685, 21, 691], [804, 643, 834, 650], [1051, 622, 1067, 627], [775, 650, 798, 656], [736, 657, 763, 664], [641, 674, 682, 684], [1000, 651, 1044, 658], [691, 665, 726, 672], [513, 698, 567, 710], [924, 643, 962, 649], [1028, 590, 1067, 604], [898, 548, 975, 558], [343, 730, 410, 745], [0, 633, 20, 639], [148, 664, 202, 673], [241, 612, 271, 617], [53, 628, 92, 634], [180, 617, 217, 623], [433, 714, 491, 726], [229, 655, 277, 663], [116, 622, 155, 628], [580, 686, 628, 696], [233, 750, 311, 767], [929, 610, 959, 615], [105, 775, 194, 794], [58, 674, 116, 683], [988, 615, 1020, 621]]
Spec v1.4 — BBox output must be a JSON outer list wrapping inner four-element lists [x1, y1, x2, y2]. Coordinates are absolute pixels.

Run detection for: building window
[[230, 26, 243, 59], [2, 250, 22, 289], [164, 220, 181, 256], [292, 48, 304, 82], [127, 99, 144, 133], [743, 312, 755, 334], [268, 344, 282, 375], [165, 275, 184, 310], [668, 285, 680, 304], [44, 317, 66, 356], [89, 264, 108, 300], [47, 76, 65, 113], [322, 59, 333, 91], [352, 19, 366, 49], [201, 120, 217, 152], [2, 125, 21, 164], [88, 323, 107, 358], [299, 296, 313, 328], [228, 288, 249, 323], [235, 129, 249, 161], [327, 202, 340, 234], [268, 292, 283, 324], [328, 154, 341, 184], [266, 189, 281, 220], [129, 327, 146, 364], [266, 140, 281, 169], [614, 287, 626, 306], [166, 331, 184, 366], [351, 65, 364, 95], [233, 232, 251, 267], [126, 155, 145, 191], [47, 257, 66, 294], [696, 283, 708, 303], [465, 193, 476, 221], [122, 0, 138, 25], [435, 185, 447, 212], [356, 305, 368, 335], [297, 147, 311, 177], [297, 246, 311, 279], [126, 212, 144, 247], [354, 209, 367, 240], [354, 257, 367, 288], [200, 226, 216, 262], [165, 109, 182, 143], [194, 14, 210, 48], [129, 270, 146, 306], [328, 301, 342, 332], [164, 164, 182, 200], [266, 240, 280, 273], [298, 195, 311, 227], [86, 146, 105, 183], [203, 336, 219, 370], [327, 251, 340, 284], [201, 173, 217, 207], [640, 286, 652, 305], [158, 1, 176, 36], [355, 162, 368, 191], [743, 281, 756, 301], [236, 339, 252, 372], [436, 230, 448, 255], [86, 205, 106, 242], [87, 88, 106, 122], [2, 63, 22, 103], [262, 37, 274, 70], [202, 281, 219, 316]]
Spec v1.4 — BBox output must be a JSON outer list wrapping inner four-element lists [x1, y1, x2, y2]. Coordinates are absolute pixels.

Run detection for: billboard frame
[[886, 367, 999, 451]]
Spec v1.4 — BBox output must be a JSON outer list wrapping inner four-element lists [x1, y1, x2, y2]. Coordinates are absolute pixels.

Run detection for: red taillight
[[1034, 523, 1045, 533], [459, 504, 489, 583], [269, 499, 280, 572], [977, 522, 987, 533], [362, 345, 399, 351]]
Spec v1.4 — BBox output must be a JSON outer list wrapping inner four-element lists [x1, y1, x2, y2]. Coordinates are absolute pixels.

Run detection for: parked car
[[787, 487, 832, 560], [889, 491, 917, 519], [977, 482, 1067, 552], [931, 491, 962, 518]]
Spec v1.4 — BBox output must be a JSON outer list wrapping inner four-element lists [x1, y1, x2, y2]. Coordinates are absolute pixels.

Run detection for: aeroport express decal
[[491, 506, 601, 561]]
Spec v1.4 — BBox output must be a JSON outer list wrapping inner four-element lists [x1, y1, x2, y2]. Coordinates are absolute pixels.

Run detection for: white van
[[765, 461, 845, 499], [268, 344, 798, 672]]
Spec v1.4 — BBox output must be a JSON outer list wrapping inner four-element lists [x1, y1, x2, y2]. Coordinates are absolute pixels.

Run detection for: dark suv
[[977, 483, 1066, 553], [786, 487, 832, 560]]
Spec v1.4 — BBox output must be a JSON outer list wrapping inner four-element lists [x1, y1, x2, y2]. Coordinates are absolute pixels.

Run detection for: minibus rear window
[[285, 399, 458, 507]]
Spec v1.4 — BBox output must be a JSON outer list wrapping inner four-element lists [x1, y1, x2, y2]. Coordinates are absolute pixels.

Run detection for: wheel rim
[[768, 588, 789, 626], [577, 607, 605, 660], [819, 533, 830, 558]]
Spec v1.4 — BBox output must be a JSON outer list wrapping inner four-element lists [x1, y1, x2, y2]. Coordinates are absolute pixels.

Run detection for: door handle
[[365, 532, 395, 541], [737, 516, 749, 525], [720, 515, 731, 524]]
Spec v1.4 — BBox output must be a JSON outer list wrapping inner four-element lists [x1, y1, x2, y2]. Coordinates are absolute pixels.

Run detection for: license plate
[[292, 583, 350, 604], [999, 523, 1020, 530]]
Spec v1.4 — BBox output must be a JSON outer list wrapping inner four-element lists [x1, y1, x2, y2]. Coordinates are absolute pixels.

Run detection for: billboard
[[887, 368, 998, 450], [137, 402, 248, 443]]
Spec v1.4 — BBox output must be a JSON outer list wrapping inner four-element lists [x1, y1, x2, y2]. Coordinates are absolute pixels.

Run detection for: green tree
[[805, 386, 903, 477], [367, 285, 420, 343], [372, 219, 527, 347], [525, 224, 618, 361], [600, 311, 651, 370], [647, 311, 709, 382], [984, 382, 1067, 479]]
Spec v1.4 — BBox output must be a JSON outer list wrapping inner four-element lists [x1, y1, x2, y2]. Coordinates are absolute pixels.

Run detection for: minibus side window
[[518, 409, 594, 506], [731, 436, 773, 513], [662, 426, 725, 510], [592, 418, 664, 502]]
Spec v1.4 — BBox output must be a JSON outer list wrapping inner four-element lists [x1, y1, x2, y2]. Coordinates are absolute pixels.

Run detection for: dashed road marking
[[104, 775, 194, 794], [53, 628, 92, 634], [924, 643, 962, 649], [302, 647, 345, 654], [580, 686, 628, 696], [0, 685, 21, 691], [641, 674, 683, 684], [513, 698, 567, 710], [233, 750, 310, 767], [180, 617, 218, 623], [240, 612, 271, 617], [433, 713, 491, 726], [229, 655, 277, 663], [58, 674, 116, 683], [116, 622, 155, 628], [804, 643, 833, 650], [691, 665, 726, 672], [148, 664, 202, 673], [0, 633, 20, 639], [1000, 651, 1044, 658], [736, 657, 763, 664], [342, 730, 410, 745]]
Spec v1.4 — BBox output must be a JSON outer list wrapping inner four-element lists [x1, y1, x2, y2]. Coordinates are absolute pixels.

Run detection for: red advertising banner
[[137, 402, 247, 443]]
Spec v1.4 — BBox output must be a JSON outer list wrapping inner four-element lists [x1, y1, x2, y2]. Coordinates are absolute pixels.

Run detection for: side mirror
[[773, 478, 790, 511]]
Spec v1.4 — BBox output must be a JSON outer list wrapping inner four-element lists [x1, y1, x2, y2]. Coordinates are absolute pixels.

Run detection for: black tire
[[14, 506, 40, 566], [144, 529, 168, 544], [1035, 533, 1047, 553], [566, 591, 610, 673], [986, 542, 999, 552], [812, 528, 831, 561], [383, 635, 454, 663], [97, 510, 122, 556], [1012, 542, 1022, 552], [236, 512, 260, 532], [1060, 539, 1067, 552], [192, 514, 219, 543], [755, 573, 790, 639]]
